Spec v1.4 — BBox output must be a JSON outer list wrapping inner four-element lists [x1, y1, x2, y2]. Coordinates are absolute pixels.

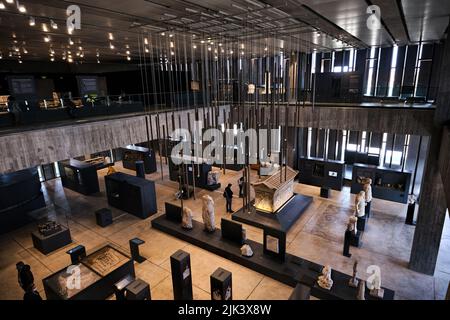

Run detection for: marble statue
[[348, 261, 359, 287], [355, 191, 366, 217], [182, 207, 193, 230], [240, 244, 254, 257], [363, 178, 372, 203], [317, 265, 333, 290], [357, 280, 366, 300], [369, 271, 384, 298], [202, 195, 216, 232], [348, 216, 358, 235]]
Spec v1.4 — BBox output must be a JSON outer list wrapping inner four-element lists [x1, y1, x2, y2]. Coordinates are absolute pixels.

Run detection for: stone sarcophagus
[[252, 166, 298, 213]]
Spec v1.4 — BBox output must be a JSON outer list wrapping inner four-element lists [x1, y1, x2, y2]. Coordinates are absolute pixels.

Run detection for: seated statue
[[202, 195, 216, 232], [317, 265, 333, 290], [182, 207, 193, 230], [355, 191, 366, 217]]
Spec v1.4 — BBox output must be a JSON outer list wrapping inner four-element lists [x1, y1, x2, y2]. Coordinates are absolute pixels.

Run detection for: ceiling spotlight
[[108, 33, 114, 41], [192, 45, 197, 49], [50, 57, 55, 62], [144, 47, 149, 53], [67, 25, 74, 34], [18, 60, 23, 64], [219, 43, 222, 46], [264, 47, 268, 51], [42, 23, 49, 32], [169, 34, 173, 38], [44, 36, 50, 43], [144, 38, 148, 45], [0, 2, 5, 10], [126, 50, 130, 55], [18, 3, 26, 13], [127, 56, 131, 61], [110, 42, 115, 50], [29, 17, 35, 26], [230, 50, 234, 54], [12, 32, 16, 38], [68, 57, 73, 63], [69, 38, 74, 45], [78, 46, 83, 51], [96, 51, 99, 57], [50, 20, 58, 29], [6, 0, 13, 3], [97, 59, 100, 64], [200, 40, 205, 44], [207, 47, 211, 51]]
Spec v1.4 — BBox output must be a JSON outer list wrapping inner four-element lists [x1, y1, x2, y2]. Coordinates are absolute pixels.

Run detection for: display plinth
[[210, 268, 232, 300], [151, 215, 395, 300], [31, 226, 72, 255], [170, 250, 193, 300], [232, 194, 313, 232]]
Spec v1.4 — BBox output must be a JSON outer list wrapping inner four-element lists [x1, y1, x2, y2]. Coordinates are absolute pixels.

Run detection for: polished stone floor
[[0, 160, 449, 300]]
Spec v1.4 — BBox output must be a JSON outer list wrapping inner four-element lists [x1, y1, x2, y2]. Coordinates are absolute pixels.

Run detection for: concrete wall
[[0, 106, 229, 174]]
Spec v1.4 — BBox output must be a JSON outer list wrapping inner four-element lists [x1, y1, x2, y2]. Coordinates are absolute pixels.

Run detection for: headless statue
[[363, 178, 373, 218], [317, 265, 333, 290], [202, 195, 216, 232], [182, 207, 193, 230], [355, 191, 366, 217]]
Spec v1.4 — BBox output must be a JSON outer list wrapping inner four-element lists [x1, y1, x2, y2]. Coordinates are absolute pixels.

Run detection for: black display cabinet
[[297, 157, 345, 191], [105, 173, 157, 219], [32, 226, 72, 254], [210, 268, 232, 300], [0, 168, 46, 234], [122, 145, 157, 174], [350, 164, 412, 204], [170, 250, 193, 300], [59, 159, 100, 195], [169, 159, 220, 191], [43, 245, 135, 300]]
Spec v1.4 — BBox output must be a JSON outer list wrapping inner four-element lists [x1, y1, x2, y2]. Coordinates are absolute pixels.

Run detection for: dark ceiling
[[0, 0, 449, 63]]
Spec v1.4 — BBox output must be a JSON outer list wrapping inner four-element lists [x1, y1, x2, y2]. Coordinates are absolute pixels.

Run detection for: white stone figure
[[240, 244, 254, 257], [369, 271, 384, 298], [355, 191, 366, 217], [202, 195, 216, 232], [317, 265, 333, 290], [357, 280, 366, 300], [363, 178, 372, 203], [348, 216, 358, 235], [182, 207, 193, 230]]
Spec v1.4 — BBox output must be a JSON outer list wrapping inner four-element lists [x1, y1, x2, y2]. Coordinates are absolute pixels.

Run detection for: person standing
[[16, 261, 42, 300], [224, 183, 234, 213], [8, 96, 22, 125]]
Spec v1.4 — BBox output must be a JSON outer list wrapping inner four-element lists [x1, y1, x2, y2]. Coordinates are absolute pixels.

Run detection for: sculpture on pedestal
[[363, 178, 373, 218], [348, 261, 359, 287], [202, 195, 216, 232], [317, 265, 333, 290], [369, 271, 384, 299], [348, 216, 358, 235], [240, 244, 254, 257], [182, 207, 193, 230], [355, 191, 366, 217]]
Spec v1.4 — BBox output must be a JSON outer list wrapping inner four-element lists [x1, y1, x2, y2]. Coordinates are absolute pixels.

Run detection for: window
[[365, 47, 377, 95], [388, 45, 398, 97]]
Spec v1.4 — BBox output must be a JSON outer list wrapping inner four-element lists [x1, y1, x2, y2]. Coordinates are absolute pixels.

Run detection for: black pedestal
[[135, 161, 145, 179], [343, 230, 352, 258], [350, 231, 362, 247], [114, 274, 134, 301], [66, 245, 86, 265], [129, 238, 146, 263], [320, 187, 330, 198], [170, 250, 193, 300], [31, 226, 72, 255], [95, 208, 113, 227], [356, 216, 366, 232], [210, 267, 232, 300], [365, 201, 372, 219], [405, 203, 416, 225], [126, 279, 151, 300]]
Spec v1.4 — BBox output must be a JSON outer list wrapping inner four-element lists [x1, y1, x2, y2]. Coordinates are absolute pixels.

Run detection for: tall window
[[365, 47, 377, 95], [388, 45, 399, 96]]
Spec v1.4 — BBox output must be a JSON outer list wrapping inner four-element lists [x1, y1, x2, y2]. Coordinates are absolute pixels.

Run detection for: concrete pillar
[[409, 128, 447, 275]]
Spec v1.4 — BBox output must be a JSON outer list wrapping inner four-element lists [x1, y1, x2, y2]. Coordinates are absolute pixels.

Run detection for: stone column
[[409, 127, 447, 275]]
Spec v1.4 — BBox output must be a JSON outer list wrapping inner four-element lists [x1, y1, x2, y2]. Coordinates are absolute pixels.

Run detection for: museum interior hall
[[1, 0, 450, 302]]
